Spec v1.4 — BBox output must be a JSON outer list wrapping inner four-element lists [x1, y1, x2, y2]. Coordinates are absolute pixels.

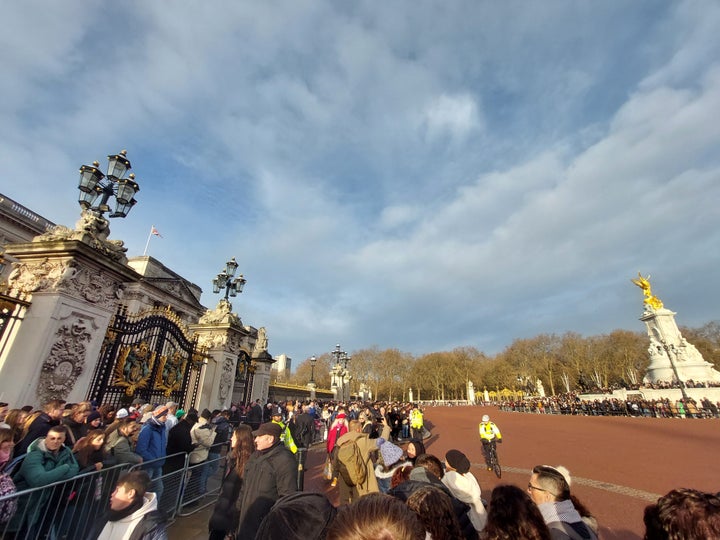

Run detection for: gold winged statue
[[631, 272, 664, 310]]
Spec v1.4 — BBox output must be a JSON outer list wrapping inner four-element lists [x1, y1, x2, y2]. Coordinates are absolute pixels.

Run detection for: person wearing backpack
[[335, 417, 390, 504]]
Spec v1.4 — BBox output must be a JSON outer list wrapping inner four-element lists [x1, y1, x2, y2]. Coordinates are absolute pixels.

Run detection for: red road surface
[[303, 406, 720, 540]]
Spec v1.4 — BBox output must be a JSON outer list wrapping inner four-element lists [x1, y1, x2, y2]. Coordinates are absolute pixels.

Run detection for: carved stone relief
[[199, 299, 241, 325], [8, 259, 123, 310], [218, 358, 234, 402], [36, 316, 94, 403]]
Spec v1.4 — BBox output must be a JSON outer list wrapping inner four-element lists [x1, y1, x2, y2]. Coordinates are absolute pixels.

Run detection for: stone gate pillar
[[190, 299, 254, 412], [0, 212, 138, 406]]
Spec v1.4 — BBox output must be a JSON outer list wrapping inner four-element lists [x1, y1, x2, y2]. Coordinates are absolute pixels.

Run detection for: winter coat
[[291, 413, 315, 448], [189, 418, 215, 464], [11, 437, 79, 529], [335, 423, 390, 496], [135, 420, 166, 468], [105, 429, 143, 465], [208, 462, 243, 533], [164, 420, 193, 473], [95, 492, 167, 540], [237, 441, 298, 540], [442, 470, 487, 532]]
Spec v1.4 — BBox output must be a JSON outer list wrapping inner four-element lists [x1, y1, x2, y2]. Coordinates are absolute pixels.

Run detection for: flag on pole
[[143, 225, 163, 256]]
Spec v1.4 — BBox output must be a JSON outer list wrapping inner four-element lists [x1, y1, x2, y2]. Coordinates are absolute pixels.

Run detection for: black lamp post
[[78, 150, 140, 218], [309, 355, 317, 384], [212, 257, 246, 307]]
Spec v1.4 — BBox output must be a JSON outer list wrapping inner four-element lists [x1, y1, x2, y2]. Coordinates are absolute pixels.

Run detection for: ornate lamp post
[[331, 344, 345, 400], [77, 150, 140, 218], [212, 257, 246, 308]]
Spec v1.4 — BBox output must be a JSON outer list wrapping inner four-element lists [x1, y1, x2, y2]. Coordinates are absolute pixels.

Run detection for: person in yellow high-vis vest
[[271, 409, 297, 454], [409, 405, 424, 440], [479, 414, 502, 470]]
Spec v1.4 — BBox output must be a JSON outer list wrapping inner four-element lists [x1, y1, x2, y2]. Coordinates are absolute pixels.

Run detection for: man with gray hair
[[164, 401, 179, 435]]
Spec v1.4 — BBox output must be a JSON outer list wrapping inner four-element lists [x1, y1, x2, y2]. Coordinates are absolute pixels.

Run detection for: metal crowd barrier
[[0, 442, 229, 540]]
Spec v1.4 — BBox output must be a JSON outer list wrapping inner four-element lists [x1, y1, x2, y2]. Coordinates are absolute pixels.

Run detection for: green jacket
[[14, 437, 79, 490]]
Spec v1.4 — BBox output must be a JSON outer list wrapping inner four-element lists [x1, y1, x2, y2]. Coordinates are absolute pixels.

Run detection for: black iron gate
[[0, 291, 30, 360], [87, 304, 205, 408]]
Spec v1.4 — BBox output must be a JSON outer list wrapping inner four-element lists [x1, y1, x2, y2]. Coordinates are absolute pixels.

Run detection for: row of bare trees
[[283, 322, 720, 402]]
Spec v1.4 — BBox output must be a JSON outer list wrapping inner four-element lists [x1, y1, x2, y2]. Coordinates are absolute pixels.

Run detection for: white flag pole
[[143, 226, 154, 256]]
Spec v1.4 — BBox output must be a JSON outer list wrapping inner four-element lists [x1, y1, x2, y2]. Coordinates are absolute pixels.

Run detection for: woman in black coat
[[208, 424, 254, 540]]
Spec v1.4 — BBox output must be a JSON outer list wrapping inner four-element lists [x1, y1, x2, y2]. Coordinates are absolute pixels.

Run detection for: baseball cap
[[253, 422, 283, 439]]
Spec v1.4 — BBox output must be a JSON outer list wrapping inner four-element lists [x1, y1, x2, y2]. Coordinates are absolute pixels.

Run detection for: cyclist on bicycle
[[479, 414, 502, 471]]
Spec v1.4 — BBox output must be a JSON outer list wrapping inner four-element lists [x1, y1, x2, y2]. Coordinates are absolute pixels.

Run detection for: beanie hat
[[87, 411, 102, 423], [445, 449, 471, 474], [377, 438, 404, 467]]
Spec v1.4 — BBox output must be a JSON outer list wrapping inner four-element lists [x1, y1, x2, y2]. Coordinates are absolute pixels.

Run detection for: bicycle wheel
[[492, 454, 502, 478]]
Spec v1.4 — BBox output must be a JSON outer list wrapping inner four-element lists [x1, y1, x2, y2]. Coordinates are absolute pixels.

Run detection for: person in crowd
[[255, 492, 337, 540], [15, 399, 65, 455], [98, 404, 117, 427], [270, 406, 298, 454], [409, 405, 424, 440], [292, 404, 316, 449], [164, 402, 179, 436], [208, 424, 254, 540], [105, 419, 143, 465], [643, 488, 720, 540], [528, 465, 598, 540], [0, 428, 14, 468], [405, 439, 425, 466], [478, 415, 502, 472], [327, 410, 349, 487], [481, 484, 551, 540], [236, 421, 298, 539], [136, 405, 168, 500], [326, 492, 425, 540], [63, 401, 92, 446], [407, 485, 465, 540], [335, 418, 391, 504], [12, 425, 80, 537], [83, 410, 104, 437], [207, 409, 231, 481], [4, 408, 28, 443], [247, 399, 264, 430], [164, 411, 197, 475], [73, 429, 107, 472], [91, 470, 167, 540], [375, 438, 407, 494], [443, 449, 487, 533], [105, 408, 129, 437], [188, 408, 216, 499]]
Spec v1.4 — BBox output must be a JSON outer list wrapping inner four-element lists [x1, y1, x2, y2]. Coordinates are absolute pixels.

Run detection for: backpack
[[336, 439, 367, 487]]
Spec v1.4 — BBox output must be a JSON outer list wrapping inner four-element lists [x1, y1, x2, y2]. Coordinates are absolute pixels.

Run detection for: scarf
[[538, 499, 584, 525]]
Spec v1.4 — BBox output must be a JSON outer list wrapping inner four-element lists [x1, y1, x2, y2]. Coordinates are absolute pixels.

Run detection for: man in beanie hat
[[135, 405, 168, 500], [236, 421, 298, 539]]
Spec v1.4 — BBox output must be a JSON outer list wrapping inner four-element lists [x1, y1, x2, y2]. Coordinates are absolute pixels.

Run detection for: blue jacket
[[136, 419, 167, 467]]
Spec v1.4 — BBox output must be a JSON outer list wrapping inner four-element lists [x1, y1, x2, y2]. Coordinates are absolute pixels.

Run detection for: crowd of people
[[1, 396, 718, 539], [499, 393, 720, 418]]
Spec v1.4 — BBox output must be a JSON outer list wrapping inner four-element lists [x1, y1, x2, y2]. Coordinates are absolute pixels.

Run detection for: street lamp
[[309, 355, 317, 384], [77, 150, 140, 218], [212, 257, 246, 307], [660, 340, 689, 401]]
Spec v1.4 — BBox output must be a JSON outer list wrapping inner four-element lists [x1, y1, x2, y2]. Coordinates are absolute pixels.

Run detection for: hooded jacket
[[96, 492, 166, 540], [189, 417, 215, 464], [105, 428, 143, 465], [442, 470, 487, 532]]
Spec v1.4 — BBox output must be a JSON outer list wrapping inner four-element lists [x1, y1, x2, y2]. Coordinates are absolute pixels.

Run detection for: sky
[[2, 1, 719, 365]]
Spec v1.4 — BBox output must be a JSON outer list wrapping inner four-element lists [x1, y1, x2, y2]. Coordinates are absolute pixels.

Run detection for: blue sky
[[2, 1, 719, 364]]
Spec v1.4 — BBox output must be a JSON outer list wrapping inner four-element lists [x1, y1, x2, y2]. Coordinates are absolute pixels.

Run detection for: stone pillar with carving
[[190, 299, 253, 412], [250, 327, 274, 404], [0, 211, 138, 406]]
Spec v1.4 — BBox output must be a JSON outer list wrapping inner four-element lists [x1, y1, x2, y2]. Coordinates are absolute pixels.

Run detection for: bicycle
[[483, 440, 502, 478]]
